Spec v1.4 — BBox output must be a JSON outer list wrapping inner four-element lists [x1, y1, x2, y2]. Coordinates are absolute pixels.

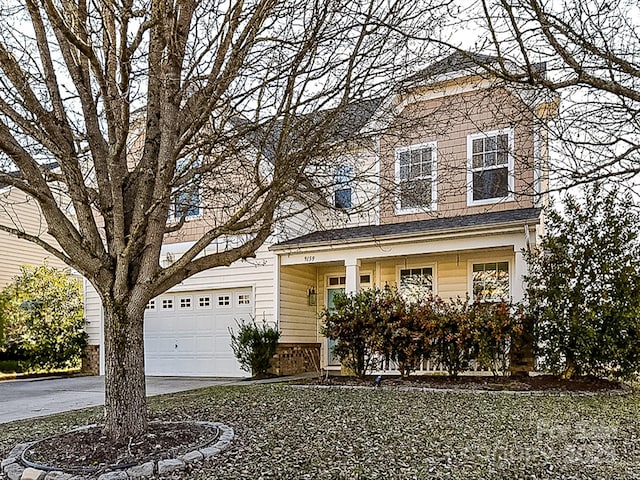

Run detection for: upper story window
[[172, 187, 200, 219], [171, 157, 202, 220], [472, 261, 509, 301], [467, 129, 514, 206], [334, 165, 353, 210], [395, 142, 437, 213]]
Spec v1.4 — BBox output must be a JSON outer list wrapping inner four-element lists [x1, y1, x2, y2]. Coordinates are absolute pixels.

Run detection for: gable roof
[[402, 51, 547, 89], [272, 208, 541, 250]]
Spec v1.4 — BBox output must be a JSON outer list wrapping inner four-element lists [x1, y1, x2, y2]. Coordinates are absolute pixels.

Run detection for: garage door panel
[[144, 288, 250, 377]]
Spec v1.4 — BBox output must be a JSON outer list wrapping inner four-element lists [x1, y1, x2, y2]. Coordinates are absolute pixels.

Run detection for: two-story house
[[82, 52, 554, 377]]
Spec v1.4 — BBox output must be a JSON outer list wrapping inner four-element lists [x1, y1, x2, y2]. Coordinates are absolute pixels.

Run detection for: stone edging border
[[1, 421, 234, 480]]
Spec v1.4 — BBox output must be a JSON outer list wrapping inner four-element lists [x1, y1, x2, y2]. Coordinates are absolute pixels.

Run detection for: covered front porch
[[271, 209, 540, 371]]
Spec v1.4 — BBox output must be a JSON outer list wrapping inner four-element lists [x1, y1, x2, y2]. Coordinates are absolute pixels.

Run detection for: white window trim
[[178, 295, 193, 310], [216, 294, 232, 308], [325, 272, 373, 289], [145, 299, 157, 313], [467, 258, 512, 302], [334, 164, 354, 210], [396, 263, 437, 295], [160, 296, 175, 310], [196, 294, 213, 310], [466, 128, 515, 207], [394, 141, 438, 214], [236, 292, 252, 306]]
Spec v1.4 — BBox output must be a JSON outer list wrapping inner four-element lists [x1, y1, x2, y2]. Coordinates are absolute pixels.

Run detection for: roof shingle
[[272, 208, 541, 250]]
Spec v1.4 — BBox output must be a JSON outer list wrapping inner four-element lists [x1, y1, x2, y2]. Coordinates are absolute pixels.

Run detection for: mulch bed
[[307, 374, 627, 392], [22, 421, 218, 474]]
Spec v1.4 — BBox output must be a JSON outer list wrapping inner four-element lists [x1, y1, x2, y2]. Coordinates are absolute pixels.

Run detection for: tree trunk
[[103, 300, 148, 442]]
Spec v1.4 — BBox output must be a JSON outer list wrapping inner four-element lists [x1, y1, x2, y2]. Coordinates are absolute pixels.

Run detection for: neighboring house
[[83, 52, 556, 377], [0, 183, 68, 288]]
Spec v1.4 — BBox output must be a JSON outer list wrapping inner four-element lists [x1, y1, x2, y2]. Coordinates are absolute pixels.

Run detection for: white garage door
[[143, 288, 253, 377]]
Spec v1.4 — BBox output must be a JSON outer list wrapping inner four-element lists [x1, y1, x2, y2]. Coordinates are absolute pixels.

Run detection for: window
[[198, 296, 211, 308], [238, 294, 251, 305], [400, 267, 433, 301], [327, 274, 372, 288], [171, 157, 202, 220], [161, 298, 174, 310], [145, 299, 156, 310], [472, 262, 509, 301], [467, 129, 514, 205], [218, 295, 230, 306], [172, 188, 200, 219], [395, 142, 437, 212], [334, 165, 352, 209], [179, 297, 192, 309]]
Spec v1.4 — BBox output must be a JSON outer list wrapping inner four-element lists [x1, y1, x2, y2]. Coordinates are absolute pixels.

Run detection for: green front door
[[326, 287, 344, 366]]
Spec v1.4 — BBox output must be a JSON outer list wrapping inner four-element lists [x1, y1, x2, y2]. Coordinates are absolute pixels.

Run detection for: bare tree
[[0, 0, 448, 440], [443, 0, 640, 190]]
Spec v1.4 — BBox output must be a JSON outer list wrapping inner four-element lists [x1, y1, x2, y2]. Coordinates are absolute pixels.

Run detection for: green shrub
[[0, 264, 86, 371], [472, 301, 524, 376], [427, 297, 476, 378], [389, 302, 430, 378], [320, 288, 388, 378], [525, 185, 640, 379], [322, 287, 524, 378], [230, 317, 280, 377]]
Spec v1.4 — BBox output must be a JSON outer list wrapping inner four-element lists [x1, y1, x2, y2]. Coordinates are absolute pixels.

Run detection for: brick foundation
[[269, 343, 321, 376], [81, 344, 100, 375]]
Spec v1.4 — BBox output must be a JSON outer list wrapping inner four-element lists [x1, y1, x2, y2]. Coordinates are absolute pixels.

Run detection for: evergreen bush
[[525, 185, 640, 379], [230, 317, 280, 377]]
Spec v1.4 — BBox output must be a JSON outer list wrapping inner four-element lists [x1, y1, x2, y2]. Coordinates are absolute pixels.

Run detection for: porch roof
[[272, 207, 541, 250]]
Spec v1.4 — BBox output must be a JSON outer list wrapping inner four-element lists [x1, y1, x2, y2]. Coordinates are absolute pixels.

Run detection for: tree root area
[[23, 421, 216, 472]]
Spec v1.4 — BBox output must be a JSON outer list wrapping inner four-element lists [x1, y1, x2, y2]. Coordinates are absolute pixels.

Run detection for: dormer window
[[395, 142, 437, 213], [334, 165, 352, 210], [467, 129, 514, 206]]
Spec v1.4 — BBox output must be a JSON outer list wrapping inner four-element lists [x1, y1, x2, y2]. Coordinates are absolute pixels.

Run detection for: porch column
[[512, 249, 527, 303], [345, 258, 361, 295]]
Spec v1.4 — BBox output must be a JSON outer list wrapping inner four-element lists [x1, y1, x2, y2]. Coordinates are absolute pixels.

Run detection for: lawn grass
[[2, 385, 640, 479]]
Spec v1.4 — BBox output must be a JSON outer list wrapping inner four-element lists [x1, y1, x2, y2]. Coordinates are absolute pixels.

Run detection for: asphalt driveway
[[0, 376, 243, 424]]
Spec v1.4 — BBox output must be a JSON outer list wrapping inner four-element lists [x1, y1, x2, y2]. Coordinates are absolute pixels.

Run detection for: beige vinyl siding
[[0, 187, 67, 287], [375, 249, 514, 299], [380, 86, 536, 223], [279, 264, 318, 343]]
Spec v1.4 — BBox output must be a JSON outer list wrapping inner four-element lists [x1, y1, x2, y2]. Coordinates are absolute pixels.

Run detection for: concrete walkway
[[0, 375, 249, 424]]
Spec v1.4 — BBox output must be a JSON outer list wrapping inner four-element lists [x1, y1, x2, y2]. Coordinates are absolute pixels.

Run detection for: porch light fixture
[[307, 287, 317, 306]]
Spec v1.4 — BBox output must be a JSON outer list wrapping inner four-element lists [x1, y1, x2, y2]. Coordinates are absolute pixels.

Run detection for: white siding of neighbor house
[[0, 187, 68, 287]]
